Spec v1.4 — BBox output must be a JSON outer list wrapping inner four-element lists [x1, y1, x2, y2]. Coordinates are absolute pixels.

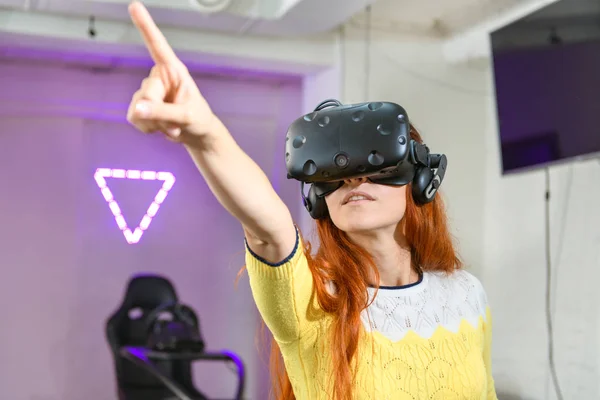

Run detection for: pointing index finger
[[129, 1, 179, 65]]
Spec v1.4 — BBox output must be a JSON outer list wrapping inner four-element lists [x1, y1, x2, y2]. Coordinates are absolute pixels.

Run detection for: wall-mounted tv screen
[[490, 0, 600, 174]]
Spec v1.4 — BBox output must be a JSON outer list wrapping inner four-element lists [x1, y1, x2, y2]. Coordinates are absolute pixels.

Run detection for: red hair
[[264, 125, 462, 400]]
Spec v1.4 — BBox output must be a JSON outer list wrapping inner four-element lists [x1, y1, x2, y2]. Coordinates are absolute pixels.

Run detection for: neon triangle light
[[94, 168, 176, 244]]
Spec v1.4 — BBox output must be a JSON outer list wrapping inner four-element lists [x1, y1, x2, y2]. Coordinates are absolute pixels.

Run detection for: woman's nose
[[343, 176, 368, 185]]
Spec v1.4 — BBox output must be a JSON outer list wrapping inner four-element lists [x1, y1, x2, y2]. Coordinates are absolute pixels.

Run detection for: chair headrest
[[121, 274, 178, 310]]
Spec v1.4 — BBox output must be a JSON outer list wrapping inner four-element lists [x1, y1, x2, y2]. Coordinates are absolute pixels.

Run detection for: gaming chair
[[105, 274, 207, 400]]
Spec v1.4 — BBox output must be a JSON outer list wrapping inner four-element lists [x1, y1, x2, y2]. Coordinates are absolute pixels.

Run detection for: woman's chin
[[337, 218, 385, 234], [332, 208, 402, 234]]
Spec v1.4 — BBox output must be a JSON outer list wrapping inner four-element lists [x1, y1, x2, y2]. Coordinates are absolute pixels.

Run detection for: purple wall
[[0, 58, 303, 400], [493, 40, 600, 172]]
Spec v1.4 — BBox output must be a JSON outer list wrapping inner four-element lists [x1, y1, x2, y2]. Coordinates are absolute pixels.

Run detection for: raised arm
[[126, 1, 296, 263]]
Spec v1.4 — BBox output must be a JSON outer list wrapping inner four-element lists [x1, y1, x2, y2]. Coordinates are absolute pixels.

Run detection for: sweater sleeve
[[483, 307, 498, 399], [468, 271, 497, 399], [244, 228, 316, 343]]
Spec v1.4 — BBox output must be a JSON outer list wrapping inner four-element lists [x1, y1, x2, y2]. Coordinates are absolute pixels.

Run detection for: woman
[[126, 2, 497, 399]]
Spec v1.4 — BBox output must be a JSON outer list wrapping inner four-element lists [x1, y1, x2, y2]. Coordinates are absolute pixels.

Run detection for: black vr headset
[[285, 99, 447, 219]]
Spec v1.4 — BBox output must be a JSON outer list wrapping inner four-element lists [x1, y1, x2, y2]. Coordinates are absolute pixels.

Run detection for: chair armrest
[[121, 346, 246, 400], [216, 350, 245, 400]]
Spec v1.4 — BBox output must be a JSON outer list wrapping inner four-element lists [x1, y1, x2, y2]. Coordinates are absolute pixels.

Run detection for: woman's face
[[324, 178, 407, 233]]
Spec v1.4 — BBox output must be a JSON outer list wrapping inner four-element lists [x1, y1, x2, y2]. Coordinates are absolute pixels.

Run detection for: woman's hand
[[126, 1, 218, 144]]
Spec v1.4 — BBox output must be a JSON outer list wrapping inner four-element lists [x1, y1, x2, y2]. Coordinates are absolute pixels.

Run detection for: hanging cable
[[339, 24, 347, 102], [364, 5, 372, 100], [544, 167, 565, 400]]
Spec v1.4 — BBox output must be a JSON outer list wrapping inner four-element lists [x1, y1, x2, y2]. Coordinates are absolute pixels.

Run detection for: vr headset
[[285, 99, 447, 219]]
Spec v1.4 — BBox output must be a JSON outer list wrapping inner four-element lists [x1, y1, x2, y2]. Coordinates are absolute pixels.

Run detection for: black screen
[[490, 0, 600, 174]]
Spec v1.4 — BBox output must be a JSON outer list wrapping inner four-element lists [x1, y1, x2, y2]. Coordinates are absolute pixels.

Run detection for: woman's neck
[[346, 226, 419, 287]]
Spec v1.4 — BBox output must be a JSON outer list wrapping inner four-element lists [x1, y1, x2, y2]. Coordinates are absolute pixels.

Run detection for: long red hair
[[263, 125, 461, 400]]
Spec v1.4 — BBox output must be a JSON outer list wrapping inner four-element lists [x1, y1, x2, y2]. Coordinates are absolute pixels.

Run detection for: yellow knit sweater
[[245, 234, 497, 399]]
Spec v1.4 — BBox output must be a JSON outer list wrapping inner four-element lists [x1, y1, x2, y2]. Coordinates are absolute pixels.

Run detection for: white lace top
[[362, 270, 489, 341]]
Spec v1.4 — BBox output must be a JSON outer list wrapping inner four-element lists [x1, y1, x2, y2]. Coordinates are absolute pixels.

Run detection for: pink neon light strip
[[94, 168, 176, 244]]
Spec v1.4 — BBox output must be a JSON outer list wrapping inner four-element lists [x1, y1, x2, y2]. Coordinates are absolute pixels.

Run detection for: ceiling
[[1, 0, 379, 37], [0, 0, 565, 65], [0, 0, 542, 37], [356, 0, 530, 37]]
